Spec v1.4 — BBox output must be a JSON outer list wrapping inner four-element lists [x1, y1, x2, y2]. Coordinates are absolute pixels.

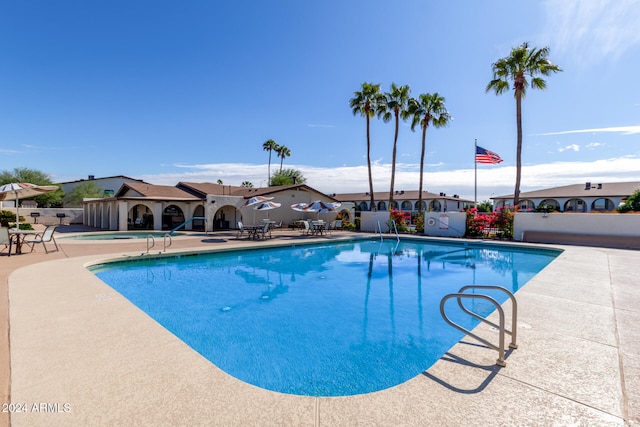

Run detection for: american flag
[[475, 146, 503, 164]]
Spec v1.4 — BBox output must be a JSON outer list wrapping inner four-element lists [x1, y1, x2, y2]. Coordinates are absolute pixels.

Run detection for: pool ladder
[[145, 233, 173, 254], [440, 285, 518, 367]]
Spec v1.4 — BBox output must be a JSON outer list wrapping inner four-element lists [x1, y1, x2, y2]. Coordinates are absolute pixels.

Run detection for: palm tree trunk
[[389, 113, 399, 210], [514, 90, 523, 207], [366, 114, 376, 211], [267, 151, 272, 185], [417, 124, 427, 213]]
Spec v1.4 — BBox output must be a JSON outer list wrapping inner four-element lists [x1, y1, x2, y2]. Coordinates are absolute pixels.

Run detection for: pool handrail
[[440, 285, 518, 367], [169, 216, 208, 235]]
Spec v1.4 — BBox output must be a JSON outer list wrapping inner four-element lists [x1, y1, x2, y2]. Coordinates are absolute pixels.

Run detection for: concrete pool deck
[[2, 228, 638, 426]]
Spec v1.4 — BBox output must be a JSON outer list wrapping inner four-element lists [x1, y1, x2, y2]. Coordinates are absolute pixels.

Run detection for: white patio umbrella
[[0, 183, 59, 228], [302, 200, 341, 219], [241, 195, 275, 224], [253, 201, 281, 221], [290, 202, 309, 212], [242, 195, 274, 208]]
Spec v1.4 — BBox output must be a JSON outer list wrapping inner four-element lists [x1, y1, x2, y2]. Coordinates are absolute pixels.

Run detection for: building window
[[564, 198, 586, 212], [359, 201, 369, 211], [401, 201, 412, 210], [377, 201, 387, 211], [592, 198, 614, 212], [414, 201, 426, 211], [428, 200, 441, 212]]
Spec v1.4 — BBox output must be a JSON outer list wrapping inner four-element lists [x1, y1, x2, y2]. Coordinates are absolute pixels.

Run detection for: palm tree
[[349, 82, 386, 212], [486, 42, 562, 207], [262, 139, 279, 185], [382, 83, 411, 210], [275, 145, 291, 172], [409, 93, 451, 214], [241, 181, 253, 188]]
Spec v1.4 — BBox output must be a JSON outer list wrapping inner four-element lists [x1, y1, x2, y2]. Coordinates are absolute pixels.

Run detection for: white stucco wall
[[514, 212, 640, 240]]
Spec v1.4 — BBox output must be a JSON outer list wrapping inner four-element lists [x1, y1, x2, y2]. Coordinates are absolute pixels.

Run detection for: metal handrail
[[390, 219, 400, 242], [457, 285, 518, 349], [163, 233, 172, 252], [440, 286, 518, 367], [376, 220, 383, 242], [169, 216, 208, 235], [146, 234, 155, 254]]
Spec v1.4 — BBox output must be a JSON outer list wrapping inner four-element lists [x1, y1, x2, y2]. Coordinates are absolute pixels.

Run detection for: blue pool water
[[90, 239, 559, 396]]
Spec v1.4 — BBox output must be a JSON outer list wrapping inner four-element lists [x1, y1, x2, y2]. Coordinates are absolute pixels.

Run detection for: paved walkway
[[1, 228, 638, 426]]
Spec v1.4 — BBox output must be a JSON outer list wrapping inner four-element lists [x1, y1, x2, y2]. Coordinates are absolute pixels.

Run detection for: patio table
[[8, 229, 39, 254]]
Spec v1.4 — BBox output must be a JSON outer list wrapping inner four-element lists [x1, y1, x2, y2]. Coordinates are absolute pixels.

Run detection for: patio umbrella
[[241, 195, 275, 224], [302, 200, 341, 219], [253, 201, 281, 220], [0, 183, 59, 228], [242, 195, 274, 208], [290, 202, 309, 212]]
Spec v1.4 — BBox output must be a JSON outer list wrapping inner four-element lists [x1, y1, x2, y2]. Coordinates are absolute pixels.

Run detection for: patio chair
[[24, 225, 59, 254], [0, 227, 13, 257], [301, 221, 310, 235], [237, 222, 245, 238], [333, 219, 342, 230], [258, 221, 271, 239]]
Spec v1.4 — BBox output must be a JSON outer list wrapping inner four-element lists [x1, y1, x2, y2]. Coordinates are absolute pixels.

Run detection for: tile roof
[[492, 181, 640, 199]]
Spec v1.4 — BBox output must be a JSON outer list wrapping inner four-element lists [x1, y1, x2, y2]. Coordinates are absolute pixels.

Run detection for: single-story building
[[492, 181, 640, 212], [332, 190, 473, 219], [83, 182, 340, 232]]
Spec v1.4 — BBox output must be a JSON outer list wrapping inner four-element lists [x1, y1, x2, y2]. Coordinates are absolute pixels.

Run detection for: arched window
[[391, 201, 399, 210], [518, 199, 535, 211], [538, 199, 560, 211], [400, 201, 412, 210], [592, 198, 615, 212], [377, 201, 387, 211], [414, 201, 426, 211], [428, 200, 441, 211], [564, 198, 586, 212], [359, 201, 369, 211]]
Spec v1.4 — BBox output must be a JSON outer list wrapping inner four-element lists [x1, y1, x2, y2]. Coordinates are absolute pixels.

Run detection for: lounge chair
[[24, 225, 59, 254], [237, 222, 245, 238], [0, 227, 13, 256]]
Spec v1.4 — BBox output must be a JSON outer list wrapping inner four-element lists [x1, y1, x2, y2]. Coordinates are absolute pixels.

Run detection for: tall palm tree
[[275, 145, 291, 172], [349, 82, 386, 212], [409, 93, 451, 214], [382, 83, 411, 210], [486, 42, 562, 207], [262, 139, 279, 185]]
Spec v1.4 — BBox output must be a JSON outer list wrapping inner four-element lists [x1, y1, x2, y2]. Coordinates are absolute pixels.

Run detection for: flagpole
[[474, 138, 477, 207]]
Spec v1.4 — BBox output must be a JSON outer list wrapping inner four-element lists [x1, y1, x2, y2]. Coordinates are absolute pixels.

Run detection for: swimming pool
[[60, 231, 185, 240], [90, 239, 559, 396]]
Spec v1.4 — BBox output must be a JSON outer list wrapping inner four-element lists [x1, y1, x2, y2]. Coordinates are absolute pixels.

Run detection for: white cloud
[[558, 144, 580, 152], [140, 156, 640, 205], [537, 125, 640, 136], [586, 142, 603, 149], [544, 0, 640, 63]]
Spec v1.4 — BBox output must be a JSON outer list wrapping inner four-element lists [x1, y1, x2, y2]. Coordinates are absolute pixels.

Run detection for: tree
[[63, 181, 105, 207], [241, 181, 254, 188], [0, 167, 63, 207], [262, 139, 279, 186], [270, 168, 306, 186], [350, 82, 386, 211], [217, 179, 223, 185], [275, 145, 291, 172], [486, 42, 562, 207], [382, 83, 411, 210], [408, 93, 451, 213]]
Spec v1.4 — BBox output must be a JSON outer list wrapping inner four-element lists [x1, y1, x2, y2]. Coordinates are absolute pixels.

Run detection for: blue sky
[[1, 0, 639, 202]]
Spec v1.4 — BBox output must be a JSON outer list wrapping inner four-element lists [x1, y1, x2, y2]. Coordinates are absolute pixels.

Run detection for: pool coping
[[6, 232, 640, 426]]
